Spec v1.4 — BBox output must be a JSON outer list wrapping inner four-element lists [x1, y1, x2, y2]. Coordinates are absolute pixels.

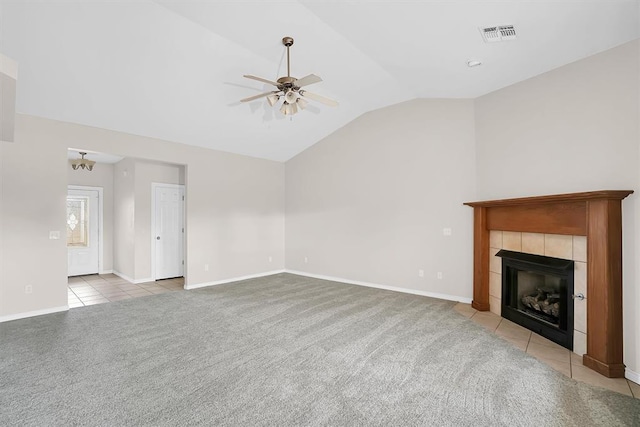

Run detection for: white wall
[[0, 53, 18, 143], [113, 158, 136, 279], [68, 161, 114, 273], [0, 114, 285, 319], [133, 160, 184, 281], [112, 158, 185, 282], [285, 99, 476, 301], [0, 119, 68, 315], [474, 40, 640, 378]]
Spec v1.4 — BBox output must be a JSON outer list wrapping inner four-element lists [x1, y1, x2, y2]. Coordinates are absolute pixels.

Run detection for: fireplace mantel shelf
[[464, 190, 633, 378], [464, 190, 633, 208]]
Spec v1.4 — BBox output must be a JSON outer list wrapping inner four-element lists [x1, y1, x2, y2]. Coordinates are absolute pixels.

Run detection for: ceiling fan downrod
[[283, 36, 294, 78]]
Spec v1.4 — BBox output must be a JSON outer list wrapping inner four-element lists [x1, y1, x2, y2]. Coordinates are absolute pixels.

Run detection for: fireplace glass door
[[497, 250, 574, 350]]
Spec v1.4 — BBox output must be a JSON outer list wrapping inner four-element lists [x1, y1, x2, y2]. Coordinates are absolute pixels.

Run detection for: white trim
[[99, 269, 113, 275], [284, 270, 473, 304], [113, 271, 154, 284], [626, 368, 640, 384], [186, 270, 286, 290], [68, 185, 104, 275], [0, 306, 68, 323], [0, 52, 18, 79], [113, 270, 134, 283], [151, 183, 186, 281]]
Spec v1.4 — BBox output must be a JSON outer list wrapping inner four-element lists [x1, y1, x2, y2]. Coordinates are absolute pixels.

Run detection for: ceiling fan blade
[[243, 75, 279, 87], [300, 90, 338, 107], [294, 74, 322, 88], [240, 91, 276, 103]]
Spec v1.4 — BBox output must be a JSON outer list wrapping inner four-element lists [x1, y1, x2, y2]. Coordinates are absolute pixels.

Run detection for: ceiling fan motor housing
[[282, 36, 294, 47]]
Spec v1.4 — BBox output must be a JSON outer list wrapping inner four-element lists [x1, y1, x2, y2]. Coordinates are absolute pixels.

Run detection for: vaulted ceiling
[[1, 1, 638, 161]]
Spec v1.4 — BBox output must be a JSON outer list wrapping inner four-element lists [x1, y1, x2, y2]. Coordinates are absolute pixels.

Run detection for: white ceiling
[[2, 1, 638, 161], [67, 149, 123, 164]]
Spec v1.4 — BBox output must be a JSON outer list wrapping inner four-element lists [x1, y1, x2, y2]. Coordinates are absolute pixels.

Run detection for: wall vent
[[480, 25, 517, 43]]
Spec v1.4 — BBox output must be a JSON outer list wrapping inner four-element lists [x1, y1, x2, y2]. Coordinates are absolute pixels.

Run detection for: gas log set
[[521, 288, 560, 322]]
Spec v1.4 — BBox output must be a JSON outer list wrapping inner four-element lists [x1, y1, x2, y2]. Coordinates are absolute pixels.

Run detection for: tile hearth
[[453, 303, 639, 398]]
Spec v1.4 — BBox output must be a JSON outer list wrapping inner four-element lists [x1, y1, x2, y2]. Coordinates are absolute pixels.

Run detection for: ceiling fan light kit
[[240, 36, 338, 116], [266, 93, 280, 106]]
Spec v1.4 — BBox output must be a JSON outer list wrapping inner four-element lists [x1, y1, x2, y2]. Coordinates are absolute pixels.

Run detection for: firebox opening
[[496, 250, 574, 350]]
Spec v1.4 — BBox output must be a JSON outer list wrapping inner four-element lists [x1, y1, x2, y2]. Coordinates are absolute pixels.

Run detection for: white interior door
[[67, 189, 100, 276], [154, 184, 185, 280]]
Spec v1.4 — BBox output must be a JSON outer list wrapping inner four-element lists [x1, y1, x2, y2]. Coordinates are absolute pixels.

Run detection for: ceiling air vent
[[480, 25, 517, 43]]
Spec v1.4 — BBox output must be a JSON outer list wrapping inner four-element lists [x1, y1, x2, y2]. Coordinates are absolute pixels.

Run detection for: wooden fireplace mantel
[[464, 190, 633, 378]]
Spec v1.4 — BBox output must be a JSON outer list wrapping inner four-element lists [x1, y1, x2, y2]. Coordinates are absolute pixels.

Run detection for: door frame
[[151, 183, 186, 281], [67, 185, 104, 275]]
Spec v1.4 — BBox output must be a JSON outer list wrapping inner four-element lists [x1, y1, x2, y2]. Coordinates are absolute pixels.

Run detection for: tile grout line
[[458, 303, 638, 398], [69, 274, 186, 307]]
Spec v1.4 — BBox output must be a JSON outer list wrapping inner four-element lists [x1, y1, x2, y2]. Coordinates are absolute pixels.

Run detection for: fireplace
[[464, 191, 634, 378], [497, 250, 574, 350]]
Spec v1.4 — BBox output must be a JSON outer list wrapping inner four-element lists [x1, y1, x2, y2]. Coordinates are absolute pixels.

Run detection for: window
[[66, 197, 89, 247]]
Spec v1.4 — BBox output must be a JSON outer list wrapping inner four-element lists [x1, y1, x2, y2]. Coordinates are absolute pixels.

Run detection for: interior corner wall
[[0, 114, 285, 319], [113, 158, 136, 280], [285, 99, 476, 301], [474, 40, 640, 376], [68, 162, 115, 273]]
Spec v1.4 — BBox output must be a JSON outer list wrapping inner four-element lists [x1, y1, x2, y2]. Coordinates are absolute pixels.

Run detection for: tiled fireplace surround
[[488, 231, 588, 356]]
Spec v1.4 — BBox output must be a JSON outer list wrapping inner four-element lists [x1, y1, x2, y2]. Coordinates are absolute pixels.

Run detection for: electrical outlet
[[443, 228, 452, 236], [418, 269, 424, 278], [49, 231, 60, 240], [204, 264, 209, 272], [304, 257, 308, 263], [437, 272, 443, 279], [25, 285, 33, 294]]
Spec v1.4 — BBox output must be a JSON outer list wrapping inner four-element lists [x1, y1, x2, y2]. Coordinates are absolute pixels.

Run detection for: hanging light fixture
[[70, 152, 96, 171]]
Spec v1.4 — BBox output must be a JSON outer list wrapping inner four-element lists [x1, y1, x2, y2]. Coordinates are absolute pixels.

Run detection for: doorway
[[152, 183, 185, 280], [67, 186, 102, 276]]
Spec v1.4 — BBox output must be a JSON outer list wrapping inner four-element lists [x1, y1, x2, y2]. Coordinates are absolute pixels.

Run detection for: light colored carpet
[[1, 273, 638, 426]]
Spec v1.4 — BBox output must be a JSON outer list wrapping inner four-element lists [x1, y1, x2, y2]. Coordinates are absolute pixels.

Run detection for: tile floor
[[454, 302, 640, 399], [68, 273, 185, 308]]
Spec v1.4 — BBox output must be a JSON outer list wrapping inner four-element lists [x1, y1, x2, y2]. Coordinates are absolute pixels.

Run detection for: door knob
[[156, 236, 161, 240]]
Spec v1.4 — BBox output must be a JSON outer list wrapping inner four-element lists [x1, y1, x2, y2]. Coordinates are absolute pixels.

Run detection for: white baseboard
[[99, 269, 113, 275], [284, 270, 473, 304], [626, 368, 640, 384], [186, 269, 286, 290], [113, 270, 134, 283], [0, 305, 68, 323], [113, 271, 153, 285]]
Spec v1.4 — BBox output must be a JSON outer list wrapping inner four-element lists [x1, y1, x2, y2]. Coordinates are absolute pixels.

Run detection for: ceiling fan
[[240, 36, 338, 116]]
